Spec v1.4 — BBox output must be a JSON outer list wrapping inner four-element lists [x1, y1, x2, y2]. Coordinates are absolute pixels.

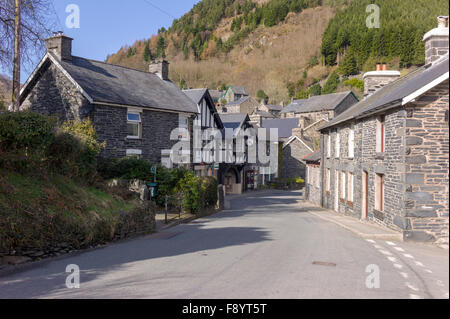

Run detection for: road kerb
[[308, 211, 403, 241]]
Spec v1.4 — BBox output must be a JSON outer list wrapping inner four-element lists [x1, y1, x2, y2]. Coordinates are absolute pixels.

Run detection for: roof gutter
[[92, 101, 199, 115]]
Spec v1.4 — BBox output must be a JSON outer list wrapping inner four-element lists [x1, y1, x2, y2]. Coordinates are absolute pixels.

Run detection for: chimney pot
[[382, 63, 387, 71], [376, 63, 381, 71], [438, 16, 449, 28]]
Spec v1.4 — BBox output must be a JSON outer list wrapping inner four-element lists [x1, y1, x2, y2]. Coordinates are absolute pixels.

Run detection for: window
[[375, 174, 384, 211], [335, 133, 340, 158], [127, 111, 141, 139], [340, 171, 346, 200], [326, 169, 331, 193], [376, 115, 386, 153], [347, 172, 354, 203], [327, 135, 331, 158], [348, 126, 355, 158]]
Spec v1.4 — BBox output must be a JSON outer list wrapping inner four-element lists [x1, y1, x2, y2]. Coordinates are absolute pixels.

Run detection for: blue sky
[[4, 0, 200, 81]]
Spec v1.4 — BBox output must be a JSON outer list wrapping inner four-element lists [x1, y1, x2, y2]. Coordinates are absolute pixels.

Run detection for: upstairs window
[[348, 126, 355, 158], [127, 111, 141, 139], [335, 133, 340, 158], [376, 115, 386, 153]]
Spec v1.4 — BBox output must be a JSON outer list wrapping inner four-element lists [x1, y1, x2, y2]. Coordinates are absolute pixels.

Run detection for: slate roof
[[263, 104, 283, 112], [182, 88, 208, 105], [282, 91, 356, 114], [252, 110, 276, 118], [55, 55, 198, 113], [219, 113, 250, 132], [209, 90, 223, 102], [261, 118, 300, 139], [303, 150, 321, 163], [230, 86, 248, 96], [226, 96, 251, 106], [320, 56, 449, 130]]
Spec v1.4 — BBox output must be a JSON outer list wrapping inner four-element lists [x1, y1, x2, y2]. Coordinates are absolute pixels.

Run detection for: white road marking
[[394, 247, 405, 252], [374, 244, 383, 249], [436, 280, 445, 287], [409, 294, 423, 299], [403, 254, 414, 259], [406, 282, 420, 291], [415, 261, 424, 267], [424, 269, 433, 274], [366, 239, 376, 244], [379, 249, 393, 256], [394, 264, 403, 269], [388, 256, 398, 263], [399, 272, 409, 279], [385, 241, 396, 246]]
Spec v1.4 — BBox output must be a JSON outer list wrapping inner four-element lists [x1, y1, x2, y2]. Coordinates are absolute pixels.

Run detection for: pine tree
[[144, 42, 153, 62], [339, 51, 358, 76]]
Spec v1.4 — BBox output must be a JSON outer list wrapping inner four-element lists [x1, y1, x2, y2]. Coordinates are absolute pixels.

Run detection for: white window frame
[[348, 126, 355, 159], [347, 172, 354, 203], [340, 171, 346, 200], [335, 132, 340, 158], [375, 174, 385, 211], [127, 110, 142, 139], [327, 135, 331, 158]]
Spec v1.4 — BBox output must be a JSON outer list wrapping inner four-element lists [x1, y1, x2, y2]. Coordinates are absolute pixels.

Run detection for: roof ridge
[[72, 55, 160, 77]]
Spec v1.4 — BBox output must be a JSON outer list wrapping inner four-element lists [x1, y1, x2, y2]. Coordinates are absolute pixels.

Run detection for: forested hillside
[[322, 0, 449, 73], [106, 0, 449, 103]]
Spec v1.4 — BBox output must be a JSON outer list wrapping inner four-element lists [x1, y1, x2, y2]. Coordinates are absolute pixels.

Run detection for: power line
[[142, 0, 176, 19]]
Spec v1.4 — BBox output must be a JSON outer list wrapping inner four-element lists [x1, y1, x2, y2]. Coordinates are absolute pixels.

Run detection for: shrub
[[203, 176, 218, 208], [47, 119, 105, 181], [343, 78, 364, 91], [0, 111, 56, 154], [178, 171, 205, 213]]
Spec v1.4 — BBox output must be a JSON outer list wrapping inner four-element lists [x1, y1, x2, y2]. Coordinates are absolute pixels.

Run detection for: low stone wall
[[0, 200, 156, 266]]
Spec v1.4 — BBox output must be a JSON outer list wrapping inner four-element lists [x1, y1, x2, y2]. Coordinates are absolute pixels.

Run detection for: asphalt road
[[0, 190, 448, 299]]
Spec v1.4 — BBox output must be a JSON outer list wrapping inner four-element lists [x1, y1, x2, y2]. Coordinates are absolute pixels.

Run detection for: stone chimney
[[363, 64, 400, 98], [149, 59, 169, 81], [423, 16, 449, 65], [45, 31, 73, 61]]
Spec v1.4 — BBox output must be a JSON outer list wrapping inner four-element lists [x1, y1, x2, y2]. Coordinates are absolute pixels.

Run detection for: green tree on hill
[[322, 71, 340, 95], [143, 42, 153, 62], [257, 89, 269, 104]]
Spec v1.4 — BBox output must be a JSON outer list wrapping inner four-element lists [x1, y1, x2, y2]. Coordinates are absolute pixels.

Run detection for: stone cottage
[[219, 95, 260, 115], [17, 33, 199, 165], [219, 85, 249, 104], [318, 17, 449, 244]]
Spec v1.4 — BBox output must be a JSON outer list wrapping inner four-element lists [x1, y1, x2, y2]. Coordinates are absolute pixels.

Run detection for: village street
[[0, 190, 448, 299]]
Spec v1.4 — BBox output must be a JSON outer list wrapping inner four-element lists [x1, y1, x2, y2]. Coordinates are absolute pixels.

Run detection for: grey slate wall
[[20, 61, 92, 121], [281, 139, 310, 179], [92, 104, 182, 164]]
